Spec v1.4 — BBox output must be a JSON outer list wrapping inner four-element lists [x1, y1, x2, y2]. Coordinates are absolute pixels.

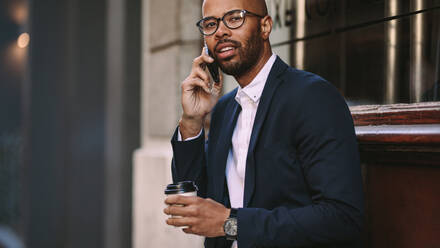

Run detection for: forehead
[[202, 0, 247, 17]]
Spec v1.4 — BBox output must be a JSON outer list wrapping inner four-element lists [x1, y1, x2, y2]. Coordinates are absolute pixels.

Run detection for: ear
[[260, 15, 273, 40]]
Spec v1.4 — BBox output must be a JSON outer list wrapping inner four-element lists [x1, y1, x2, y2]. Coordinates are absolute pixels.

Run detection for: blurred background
[[0, 0, 439, 247], [0, 0, 140, 247]]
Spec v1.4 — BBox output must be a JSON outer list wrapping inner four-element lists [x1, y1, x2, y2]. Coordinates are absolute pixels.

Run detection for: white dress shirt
[[179, 54, 277, 248], [227, 54, 276, 248], [226, 54, 276, 209]]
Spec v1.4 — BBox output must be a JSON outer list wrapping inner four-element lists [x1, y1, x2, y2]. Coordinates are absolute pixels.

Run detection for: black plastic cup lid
[[165, 181, 198, 195]]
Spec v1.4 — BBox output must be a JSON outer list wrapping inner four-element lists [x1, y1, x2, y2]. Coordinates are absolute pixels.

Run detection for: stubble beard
[[217, 30, 263, 78]]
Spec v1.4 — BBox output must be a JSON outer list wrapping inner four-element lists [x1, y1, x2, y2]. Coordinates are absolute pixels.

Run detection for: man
[[164, 0, 364, 247]]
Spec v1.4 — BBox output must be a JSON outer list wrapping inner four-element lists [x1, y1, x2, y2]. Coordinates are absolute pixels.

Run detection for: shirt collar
[[235, 54, 277, 104]]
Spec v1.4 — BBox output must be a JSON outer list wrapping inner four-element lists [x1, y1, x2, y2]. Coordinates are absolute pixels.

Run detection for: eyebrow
[[202, 8, 242, 19]]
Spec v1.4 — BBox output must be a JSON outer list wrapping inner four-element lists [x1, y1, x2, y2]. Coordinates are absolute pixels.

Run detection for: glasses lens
[[200, 17, 218, 35], [224, 10, 245, 29]]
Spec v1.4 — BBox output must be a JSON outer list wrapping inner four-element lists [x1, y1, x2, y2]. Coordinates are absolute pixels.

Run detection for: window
[[268, 0, 440, 105]]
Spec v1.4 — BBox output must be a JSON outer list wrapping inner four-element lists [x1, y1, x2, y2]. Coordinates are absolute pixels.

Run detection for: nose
[[214, 20, 231, 39]]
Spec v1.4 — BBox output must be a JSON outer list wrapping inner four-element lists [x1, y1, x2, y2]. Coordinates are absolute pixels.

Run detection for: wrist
[[220, 208, 231, 236], [223, 208, 238, 240], [179, 114, 204, 139]]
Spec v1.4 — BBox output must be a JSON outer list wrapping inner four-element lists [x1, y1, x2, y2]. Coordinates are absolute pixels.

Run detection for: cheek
[[238, 26, 261, 44], [205, 38, 216, 51], [232, 26, 255, 43]]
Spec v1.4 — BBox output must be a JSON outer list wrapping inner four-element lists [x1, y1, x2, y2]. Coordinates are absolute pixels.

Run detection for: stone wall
[[132, 0, 204, 247]]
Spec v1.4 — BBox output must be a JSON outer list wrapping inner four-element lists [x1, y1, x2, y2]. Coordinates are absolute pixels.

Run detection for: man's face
[[202, 0, 265, 77]]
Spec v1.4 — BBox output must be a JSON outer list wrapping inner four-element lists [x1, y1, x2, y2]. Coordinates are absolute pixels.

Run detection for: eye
[[203, 19, 217, 29], [226, 14, 243, 24], [206, 22, 216, 27]]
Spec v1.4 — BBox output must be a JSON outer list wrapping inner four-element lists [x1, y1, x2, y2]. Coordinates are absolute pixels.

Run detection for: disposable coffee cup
[[165, 181, 198, 197], [165, 181, 198, 225]]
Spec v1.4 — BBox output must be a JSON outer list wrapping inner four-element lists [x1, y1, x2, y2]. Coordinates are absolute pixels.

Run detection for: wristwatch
[[223, 208, 238, 240]]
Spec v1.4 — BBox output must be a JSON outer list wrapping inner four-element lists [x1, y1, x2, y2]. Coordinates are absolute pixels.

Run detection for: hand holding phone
[[179, 46, 222, 139], [204, 44, 220, 84]]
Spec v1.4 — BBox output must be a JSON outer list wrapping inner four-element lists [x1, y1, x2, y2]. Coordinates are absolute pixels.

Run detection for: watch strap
[[229, 208, 237, 218]]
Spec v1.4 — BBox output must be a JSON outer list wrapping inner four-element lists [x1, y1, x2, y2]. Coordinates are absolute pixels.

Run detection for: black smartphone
[[204, 44, 220, 84]]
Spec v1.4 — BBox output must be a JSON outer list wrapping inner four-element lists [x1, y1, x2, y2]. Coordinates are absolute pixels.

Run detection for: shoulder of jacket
[[281, 67, 332, 91]]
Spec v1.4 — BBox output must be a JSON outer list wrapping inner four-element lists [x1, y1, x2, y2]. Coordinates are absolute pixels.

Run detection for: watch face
[[225, 218, 237, 236]]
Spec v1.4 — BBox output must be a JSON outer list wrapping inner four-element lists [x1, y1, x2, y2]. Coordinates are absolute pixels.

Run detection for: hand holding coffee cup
[[164, 182, 230, 237], [164, 181, 198, 222]]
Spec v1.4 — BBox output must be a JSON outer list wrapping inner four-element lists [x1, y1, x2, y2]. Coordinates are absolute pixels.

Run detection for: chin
[[219, 63, 237, 75]]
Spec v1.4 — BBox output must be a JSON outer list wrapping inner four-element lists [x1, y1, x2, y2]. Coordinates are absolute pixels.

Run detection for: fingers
[[210, 73, 223, 97], [166, 216, 196, 227], [184, 57, 213, 94], [165, 195, 198, 206], [183, 77, 210, 94], [192, 50, 214, 71], [163, 204, 194, 217], [164, 196, 202, 219], [200, 46, 215, 61], [191, 66, 210, 86], [182, 226, 200, 235], [183, 47, 222, 94]]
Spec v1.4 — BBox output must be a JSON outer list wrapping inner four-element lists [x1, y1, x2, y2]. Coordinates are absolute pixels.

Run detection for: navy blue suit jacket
[[171, 57, 364, 248]]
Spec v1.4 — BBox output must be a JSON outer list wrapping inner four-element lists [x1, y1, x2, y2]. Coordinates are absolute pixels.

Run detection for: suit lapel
[[243, 57, 289, 207], [213, 92, 241, 202]]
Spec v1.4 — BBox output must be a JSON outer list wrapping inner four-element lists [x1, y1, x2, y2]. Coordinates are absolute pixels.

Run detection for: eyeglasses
[[196, 9, 265, 36]]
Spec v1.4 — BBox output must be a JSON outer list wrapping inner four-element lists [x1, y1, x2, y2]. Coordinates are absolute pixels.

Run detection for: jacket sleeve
[[170, 128, 208, 197], [237, 80, 365, 247]]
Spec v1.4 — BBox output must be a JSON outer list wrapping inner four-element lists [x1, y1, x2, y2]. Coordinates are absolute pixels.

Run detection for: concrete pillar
[[133, 0, 204, 247]]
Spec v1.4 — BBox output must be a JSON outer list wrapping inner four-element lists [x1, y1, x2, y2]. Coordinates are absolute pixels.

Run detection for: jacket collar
[[213, 90, 241, 203], [243, 56, 289, 207], [235, 54, 277, 104]]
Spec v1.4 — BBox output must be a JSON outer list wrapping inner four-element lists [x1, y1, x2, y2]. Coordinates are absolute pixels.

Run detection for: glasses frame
[[196, 9, 265, 36]]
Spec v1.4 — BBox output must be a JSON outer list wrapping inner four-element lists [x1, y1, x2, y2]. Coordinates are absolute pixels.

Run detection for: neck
[[234, 45, 273, 88]]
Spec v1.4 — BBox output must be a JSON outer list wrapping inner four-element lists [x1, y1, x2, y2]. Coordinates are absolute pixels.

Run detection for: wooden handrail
[[349, 102, 440, 126]]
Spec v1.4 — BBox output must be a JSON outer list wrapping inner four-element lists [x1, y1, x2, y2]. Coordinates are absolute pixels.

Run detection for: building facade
[[133, 0, 440, 247]]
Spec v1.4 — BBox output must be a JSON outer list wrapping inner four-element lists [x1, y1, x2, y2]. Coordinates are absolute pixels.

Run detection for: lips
[[219, 47, 234, 52], [215, 42, 238, 60]]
